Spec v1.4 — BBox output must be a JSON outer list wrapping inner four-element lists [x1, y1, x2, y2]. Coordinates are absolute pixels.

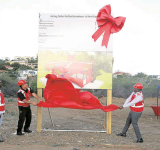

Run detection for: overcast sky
[[0, 0, 160, 75]]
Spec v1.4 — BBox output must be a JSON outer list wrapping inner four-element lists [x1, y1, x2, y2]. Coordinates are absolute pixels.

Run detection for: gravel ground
[[0, 96, 160, 150]]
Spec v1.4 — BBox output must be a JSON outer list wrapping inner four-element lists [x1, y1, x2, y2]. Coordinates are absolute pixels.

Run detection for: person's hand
[[37, 98, 43, 102], [119, 106, 123, 110], [32, 102, 37, 106]]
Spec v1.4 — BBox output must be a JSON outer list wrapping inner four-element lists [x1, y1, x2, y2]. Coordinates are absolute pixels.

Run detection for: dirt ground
[[0, 96, 160, 150]]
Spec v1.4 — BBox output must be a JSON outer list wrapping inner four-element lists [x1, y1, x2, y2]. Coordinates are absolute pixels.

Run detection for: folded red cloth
[[37, 74, 119, 112]]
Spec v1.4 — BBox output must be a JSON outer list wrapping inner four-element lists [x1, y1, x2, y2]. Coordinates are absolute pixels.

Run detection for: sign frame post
[[37, 88, 42, 132], [107, 89, 112, 134], [157, 85, 160, 119]]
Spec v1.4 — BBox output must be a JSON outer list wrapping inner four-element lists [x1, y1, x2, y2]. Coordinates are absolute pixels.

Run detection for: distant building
[[33, 56, 37, 60], [152, 75, 160, 80], [1, 57, 10, 61], [5, 56, 37, 67], [14, 56, 22, 60], [5, 60, 37, 69], [0, 70, 8, 73], [17, 69, 37, 80], [27, 63, 38, 69], [4, 65, 13, 70], [14, 56, 37, 61], [8, 60, 28, 65], [23, 56, 32, 61], [113, 71, 131, 78]]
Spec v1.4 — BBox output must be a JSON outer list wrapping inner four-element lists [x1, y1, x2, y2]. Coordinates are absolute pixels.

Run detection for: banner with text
[[38, 14, 113, 89]]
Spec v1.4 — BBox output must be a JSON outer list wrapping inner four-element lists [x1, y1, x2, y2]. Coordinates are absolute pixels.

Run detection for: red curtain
[[37, 74, 119, 112]]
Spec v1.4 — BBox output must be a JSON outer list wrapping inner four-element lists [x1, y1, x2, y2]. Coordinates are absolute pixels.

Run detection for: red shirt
[[0, 90, 5, 113]]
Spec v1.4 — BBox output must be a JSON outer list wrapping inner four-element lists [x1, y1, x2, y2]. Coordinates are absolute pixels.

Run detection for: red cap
[[18, 80, 27, 86], [133, 83, 143, 89]]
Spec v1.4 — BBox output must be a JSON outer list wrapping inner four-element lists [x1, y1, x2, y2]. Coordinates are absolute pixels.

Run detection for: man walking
[[117, 83, 144, 143], [0, 81, 5, 142], [17, 80, 42, 135]]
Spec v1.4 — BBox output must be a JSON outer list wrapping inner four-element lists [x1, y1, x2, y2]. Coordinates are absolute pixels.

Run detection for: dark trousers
[[17, 106, 32, 132], [122, 110, 142, 140]]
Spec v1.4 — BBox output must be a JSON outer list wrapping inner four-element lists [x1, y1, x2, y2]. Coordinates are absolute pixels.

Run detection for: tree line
[[0, 59, 37, 96], [0, 63, 159, 99]]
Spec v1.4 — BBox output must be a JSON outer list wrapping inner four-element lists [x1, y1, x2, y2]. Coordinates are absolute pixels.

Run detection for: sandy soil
[[0, 96, 160, 150]]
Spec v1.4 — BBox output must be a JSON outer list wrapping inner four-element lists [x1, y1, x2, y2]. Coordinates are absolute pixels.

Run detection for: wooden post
[[37, 88, 42, 132], [107, 89, 112, 134], [104, 95, 107, 129]]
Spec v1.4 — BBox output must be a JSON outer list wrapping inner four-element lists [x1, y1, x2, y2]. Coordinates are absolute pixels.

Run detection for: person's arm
[[123, 92, 133, 105], [29, 88, 43, 102], [18, 92, 37, 106], [119, 92, 133, 109], [32, 93, 43, 102], [22, 99, 37, 106], [123, 95, 143, 108]]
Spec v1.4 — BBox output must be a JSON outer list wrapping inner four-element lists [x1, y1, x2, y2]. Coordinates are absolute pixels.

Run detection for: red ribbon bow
[[92, 5, 126, 48]]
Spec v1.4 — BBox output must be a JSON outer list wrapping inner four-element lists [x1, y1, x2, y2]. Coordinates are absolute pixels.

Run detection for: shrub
[[27, 76, 37, 93], [8, 98, 14, 102], [0, 73, 19, 97]]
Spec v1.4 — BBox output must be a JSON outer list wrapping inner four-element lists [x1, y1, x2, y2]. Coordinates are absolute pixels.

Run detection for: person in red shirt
[[17, 80, 42, 136], [0, 81, 5, 142], [117, 83, 144, 143]]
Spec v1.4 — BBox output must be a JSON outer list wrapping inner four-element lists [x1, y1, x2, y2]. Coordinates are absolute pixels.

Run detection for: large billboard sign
[[38, 14, 113, 89]]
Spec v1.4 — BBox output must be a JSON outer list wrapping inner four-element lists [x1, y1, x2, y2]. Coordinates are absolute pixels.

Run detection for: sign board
[[38, 13, 113, 89]]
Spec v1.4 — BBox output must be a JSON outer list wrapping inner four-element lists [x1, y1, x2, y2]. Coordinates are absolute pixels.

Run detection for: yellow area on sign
[[37, 51, 113, 89], [96, 70, 112, 89]]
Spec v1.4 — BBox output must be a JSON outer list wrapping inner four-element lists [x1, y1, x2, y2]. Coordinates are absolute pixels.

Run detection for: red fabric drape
[[92, 4, 126, 48], [37, 74, 119, 112]]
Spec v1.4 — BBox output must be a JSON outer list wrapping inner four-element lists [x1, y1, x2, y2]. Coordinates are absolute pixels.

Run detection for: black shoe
[[24, 129, 32, 133], [136, 138, 143, 143], [0, 136, 5, 142], [17, 132, 24, 136], [116, 133, 126, 137], [0, 139, 5, 142]]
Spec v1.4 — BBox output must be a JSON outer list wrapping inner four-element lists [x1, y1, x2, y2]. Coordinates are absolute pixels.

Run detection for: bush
[[1, 70, 159, 99], [27, 76, 37, 93], [0, 74, 38, 97], [8, 98, 14, 102], [112, 76, 160, 98], [0, 73, 19, 97]]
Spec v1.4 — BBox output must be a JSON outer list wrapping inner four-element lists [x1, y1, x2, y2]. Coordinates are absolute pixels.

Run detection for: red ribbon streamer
[[37, 74, 119, 112], [92, 4, 126, 48]]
